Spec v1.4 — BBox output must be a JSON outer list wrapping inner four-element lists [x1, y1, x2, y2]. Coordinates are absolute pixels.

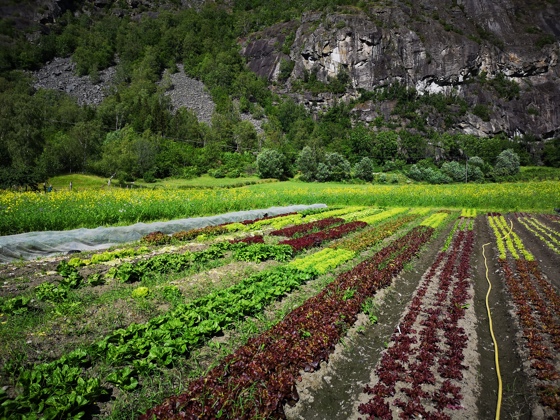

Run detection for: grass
[[48, 174, 112, 191], [2, 174, 559, 235], [133, 174, 266, 189], [49, 174, 271, 191], [244, 180, 560, 212]]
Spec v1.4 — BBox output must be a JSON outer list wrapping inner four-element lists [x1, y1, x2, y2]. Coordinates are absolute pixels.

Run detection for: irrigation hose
[[482, 218, 513, 420]]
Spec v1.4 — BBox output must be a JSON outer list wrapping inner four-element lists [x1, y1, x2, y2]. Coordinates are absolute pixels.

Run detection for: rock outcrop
[[241, 0, 560, 139], [163, 65, 216, 125], [33, 57, 116, 106]]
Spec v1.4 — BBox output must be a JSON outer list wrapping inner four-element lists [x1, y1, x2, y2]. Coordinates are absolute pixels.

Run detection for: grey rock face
[[241, 1, 560, 139], [163, 65, 216, 125], [32, 57, 116, 106]]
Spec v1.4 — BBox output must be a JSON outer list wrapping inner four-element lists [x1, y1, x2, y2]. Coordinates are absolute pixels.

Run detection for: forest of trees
[[0, 1, 559, 189]]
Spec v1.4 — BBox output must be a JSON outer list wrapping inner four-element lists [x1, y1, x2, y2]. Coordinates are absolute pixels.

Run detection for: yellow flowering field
[[1, 180, 558, 235]]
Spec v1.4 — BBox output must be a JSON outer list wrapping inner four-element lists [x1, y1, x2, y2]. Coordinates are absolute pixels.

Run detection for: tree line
[[0, 2, 559, 189]]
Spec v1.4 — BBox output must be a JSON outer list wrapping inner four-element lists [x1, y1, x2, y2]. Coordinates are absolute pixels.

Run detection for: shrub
[[424, 167, 452, 184], [208, 168, 225, 178], [256, 149, 286, 179], [315, 162, 331, 182], [324, 152, 351, 181], [297, 146, 319, 182], [407, 164, 423, 181], [494, 149, 520, 177], [278, 59, 295, 82], [468, 156, 484, 168], [441, 161, 466, 182], [354, 157, 374, 181], [468, 165, 484, 181], [472, 104, 491, 121]]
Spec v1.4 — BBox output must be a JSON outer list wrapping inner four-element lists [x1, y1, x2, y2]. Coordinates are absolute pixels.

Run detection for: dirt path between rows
[[473, 216, 532, 419]]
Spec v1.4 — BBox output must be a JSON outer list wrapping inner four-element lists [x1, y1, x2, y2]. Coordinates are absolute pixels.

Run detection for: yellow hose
[[483, 241, 503, 420], [483, 218, 513, 420]]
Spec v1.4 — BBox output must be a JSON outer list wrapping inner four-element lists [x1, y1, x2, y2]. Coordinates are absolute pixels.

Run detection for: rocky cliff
[[241, 0, 560, 139]]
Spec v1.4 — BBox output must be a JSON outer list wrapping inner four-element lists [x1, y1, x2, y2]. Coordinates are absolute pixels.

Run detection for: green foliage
[[322, 152, 351, 182], [536, 34, 556, 49], [1, 357, 106, 420], [0, 295, 31, 315], [256, 149, 287, 179], [296, 146, 320, 182], [233, 243, 293, 262], [35, 282, 69, 303], [494, 149, 520, 177], [543, 138, 560, 168], [106, 367, 139, 391], [472, 104, 491, 121], [487, 73, 520, 100], [441, 161, 466, 182], [131, 287, 150, 299], [278, 59, 295, 82], [407, 165, 452, 184], [354, 157, 374, 181]]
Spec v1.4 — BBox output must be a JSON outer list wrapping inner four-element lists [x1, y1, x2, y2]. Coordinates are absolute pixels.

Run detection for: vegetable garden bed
[[1, 206, 559, 419]]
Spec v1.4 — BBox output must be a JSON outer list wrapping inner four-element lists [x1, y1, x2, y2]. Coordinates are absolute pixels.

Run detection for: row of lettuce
[[359, 214, 476, 418], [1, 206, 445, 419], [488, 214, 560, 415]]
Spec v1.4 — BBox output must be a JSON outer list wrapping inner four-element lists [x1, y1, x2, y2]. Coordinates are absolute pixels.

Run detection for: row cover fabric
[[0, 204, 327, 263]]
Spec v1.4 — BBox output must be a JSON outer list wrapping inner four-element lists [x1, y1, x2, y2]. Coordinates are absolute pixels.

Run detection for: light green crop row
[[518, 217, 560, 255], [461, 208, 477, 218], [288, 248, 357, 274], [358, 207, 409, 225], [339, 208, 382, 222], [488, 215, 534, 261], [420, 212, 451, 229], [409, 207, 432, 215]]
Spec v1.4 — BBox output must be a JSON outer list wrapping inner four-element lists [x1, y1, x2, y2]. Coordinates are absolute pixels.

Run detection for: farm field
[[1, 180, 559, 235], [1, 205, 560, 419]]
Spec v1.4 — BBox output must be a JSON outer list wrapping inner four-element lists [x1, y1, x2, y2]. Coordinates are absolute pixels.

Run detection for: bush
[[441, 161, 466, 182], [324, 152, 351, 181], [297, 146, 319, 182], [208, 168, 225, 178], [278, 59, 295, 82], [354, 157, 374, 181], [256, 149, 287, 179], [315, 162, 331, 182], [468, 156, 485, 168], [468, 165, 484, 181], [424, 167, 452, 184], [472, 104, 491, 121], [494, 149, 520, 177], [407, 164, 423, 181], [143, 171, 156, 183]]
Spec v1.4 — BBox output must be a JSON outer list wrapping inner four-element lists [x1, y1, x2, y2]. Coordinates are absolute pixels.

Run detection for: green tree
[[325, 153, 351, 181], [494, 149, 520, 177], [354, 157, 374, 181], [296, 146, 320, 182], [256, 148, 287, 179]]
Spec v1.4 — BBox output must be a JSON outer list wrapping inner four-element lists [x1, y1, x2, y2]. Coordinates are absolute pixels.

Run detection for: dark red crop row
[[500, 258, 560, 413], [140, 226, 434, 420], [270, 217, 344, 237], [359, 227, 475, 419], [229, 235, 265, 245], [279, 221, 368, 251]]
